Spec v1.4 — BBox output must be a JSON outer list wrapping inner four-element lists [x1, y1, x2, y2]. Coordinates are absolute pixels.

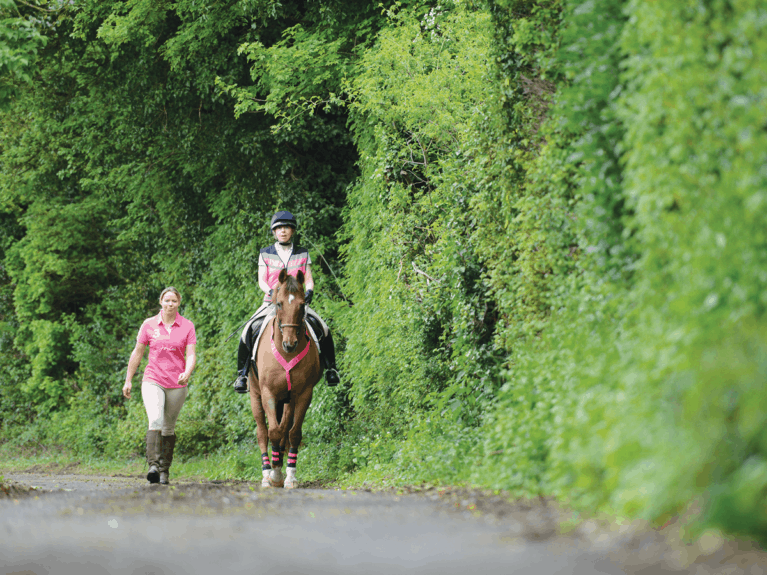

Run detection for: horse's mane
[[283, 274, 303, 294]]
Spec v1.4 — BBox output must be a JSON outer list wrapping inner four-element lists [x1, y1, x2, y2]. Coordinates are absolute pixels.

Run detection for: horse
[[248, 268, 322, 489]]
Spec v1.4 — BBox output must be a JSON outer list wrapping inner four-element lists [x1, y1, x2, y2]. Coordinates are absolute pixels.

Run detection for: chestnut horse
[[248, 268, 321, 488]]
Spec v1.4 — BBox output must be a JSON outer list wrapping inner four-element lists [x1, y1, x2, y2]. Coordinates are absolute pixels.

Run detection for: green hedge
[[479, 0, 767, 542]]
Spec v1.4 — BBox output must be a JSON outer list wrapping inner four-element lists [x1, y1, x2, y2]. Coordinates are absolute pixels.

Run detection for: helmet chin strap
[[278, 240, 293, 247]]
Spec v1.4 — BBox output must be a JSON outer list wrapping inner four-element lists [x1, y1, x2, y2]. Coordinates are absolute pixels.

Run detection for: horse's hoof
[[284, 468, 298, 489], [269, 477, 285, 488], [269, 468, 285, 488]]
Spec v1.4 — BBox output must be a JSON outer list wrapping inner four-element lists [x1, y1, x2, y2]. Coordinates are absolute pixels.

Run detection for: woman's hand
[[124, 342, 145, 400], [179, 344, 196, 387]]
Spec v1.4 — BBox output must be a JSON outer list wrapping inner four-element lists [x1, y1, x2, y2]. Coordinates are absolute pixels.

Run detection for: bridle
[[277, 318, 302, 335], [275, 302, 305, 336], [273, 285, 306, 336]]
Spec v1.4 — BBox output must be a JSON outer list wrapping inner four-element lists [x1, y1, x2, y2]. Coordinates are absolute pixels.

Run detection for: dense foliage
[[0, 0, 764, 543]]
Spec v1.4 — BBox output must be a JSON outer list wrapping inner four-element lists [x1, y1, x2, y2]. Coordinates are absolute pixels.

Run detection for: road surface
[[1, 473, 764, 575]]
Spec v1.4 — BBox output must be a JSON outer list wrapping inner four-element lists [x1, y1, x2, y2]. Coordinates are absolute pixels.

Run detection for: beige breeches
[[141, 380, 188, 435]]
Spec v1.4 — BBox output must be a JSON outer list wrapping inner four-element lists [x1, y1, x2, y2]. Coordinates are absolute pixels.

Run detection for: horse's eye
[[276, 303, 282, 309]]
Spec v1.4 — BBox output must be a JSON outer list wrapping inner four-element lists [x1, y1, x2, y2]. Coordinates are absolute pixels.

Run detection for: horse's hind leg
[[247, 371, 271, 487], [284, 388, 313, 489], [276, 399, 293, 454]]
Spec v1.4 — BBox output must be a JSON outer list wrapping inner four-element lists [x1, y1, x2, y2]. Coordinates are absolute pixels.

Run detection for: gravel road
[[1, 472, 765, 575]]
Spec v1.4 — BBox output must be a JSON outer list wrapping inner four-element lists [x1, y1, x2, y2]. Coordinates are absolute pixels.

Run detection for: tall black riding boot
[[319, 331, 340, 386], [233, 339, 251, 393]]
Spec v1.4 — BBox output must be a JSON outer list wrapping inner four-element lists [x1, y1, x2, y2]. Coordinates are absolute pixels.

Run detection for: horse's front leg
[[247, 370, 271, 487], [261, 390, 287, 487]]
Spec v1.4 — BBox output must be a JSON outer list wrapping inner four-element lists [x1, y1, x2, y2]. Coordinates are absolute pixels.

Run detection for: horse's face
[[274, 269, 306, 353]]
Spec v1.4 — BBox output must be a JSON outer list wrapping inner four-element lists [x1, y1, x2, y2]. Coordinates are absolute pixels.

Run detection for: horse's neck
[[271, 316, 282, 346], [272, 316, 280, 345]]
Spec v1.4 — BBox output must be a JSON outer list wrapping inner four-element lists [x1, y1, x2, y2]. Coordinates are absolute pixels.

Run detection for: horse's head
[[273, 268, 306, 353]]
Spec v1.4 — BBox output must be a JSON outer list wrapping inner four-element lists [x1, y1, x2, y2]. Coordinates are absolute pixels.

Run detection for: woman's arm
[[258, 264, 271, 295], [123, 342, 147, 399], [304, 263, 315, 292], [177, 344, 197, 385]]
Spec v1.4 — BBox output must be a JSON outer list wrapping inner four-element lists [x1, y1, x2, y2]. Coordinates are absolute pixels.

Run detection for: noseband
[[278, 318, 302, 335]]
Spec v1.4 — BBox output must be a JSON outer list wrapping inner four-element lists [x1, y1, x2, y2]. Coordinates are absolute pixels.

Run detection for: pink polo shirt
[[137, 313, 197, 389]]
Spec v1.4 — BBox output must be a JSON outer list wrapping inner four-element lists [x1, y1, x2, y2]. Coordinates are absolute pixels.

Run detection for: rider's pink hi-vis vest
[[260, 244, 310, 301]]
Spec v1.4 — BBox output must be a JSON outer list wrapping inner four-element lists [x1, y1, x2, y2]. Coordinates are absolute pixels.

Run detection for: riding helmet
[[270, 210, 297, 231]]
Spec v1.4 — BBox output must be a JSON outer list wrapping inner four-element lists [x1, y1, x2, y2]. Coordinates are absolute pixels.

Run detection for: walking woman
[[123, 287, 197, 485]]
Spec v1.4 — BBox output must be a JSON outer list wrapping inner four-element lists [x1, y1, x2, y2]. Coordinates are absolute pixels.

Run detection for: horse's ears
[[279, 268, 288, 283], [296, 270, 305, 285]]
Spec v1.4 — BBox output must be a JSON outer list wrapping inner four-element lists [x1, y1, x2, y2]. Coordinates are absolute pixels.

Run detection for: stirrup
[[325, 368, 340, 386], [233, 374, 249, 394]]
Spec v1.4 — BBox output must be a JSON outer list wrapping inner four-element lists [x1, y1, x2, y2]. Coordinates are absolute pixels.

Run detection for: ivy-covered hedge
[[479, 0, 767, 541]]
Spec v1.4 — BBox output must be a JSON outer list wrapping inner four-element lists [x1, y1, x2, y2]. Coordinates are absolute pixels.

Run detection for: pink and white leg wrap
[[284, 467, 298, 489]]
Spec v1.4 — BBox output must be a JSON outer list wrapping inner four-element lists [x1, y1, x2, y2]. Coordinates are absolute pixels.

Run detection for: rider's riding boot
[[233, 339, 250, 393], [325, 368, 341, 385], [234, 318, 265, 393], [159, 433, 176, 485], [145, 429, 161, 484], [319, 331, 340, 386]]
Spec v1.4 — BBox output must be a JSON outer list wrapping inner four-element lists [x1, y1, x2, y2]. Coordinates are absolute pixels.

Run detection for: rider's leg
[[306, 307, 340, 386], [233, 337, 251, 393], [319, 330, 340, 385], [234, 307, 269, 393], [233, 323, 254, 393]]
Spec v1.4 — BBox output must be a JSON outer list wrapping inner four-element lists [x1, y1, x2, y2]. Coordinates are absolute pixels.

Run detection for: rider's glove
[[304, 289, 314, 305]]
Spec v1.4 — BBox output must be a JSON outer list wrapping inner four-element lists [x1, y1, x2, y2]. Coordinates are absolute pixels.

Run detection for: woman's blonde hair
[[159, 286, 182, 303]]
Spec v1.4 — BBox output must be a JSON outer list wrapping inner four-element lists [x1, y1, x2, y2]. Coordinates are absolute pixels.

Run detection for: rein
[[270, 318, 311, 391]]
